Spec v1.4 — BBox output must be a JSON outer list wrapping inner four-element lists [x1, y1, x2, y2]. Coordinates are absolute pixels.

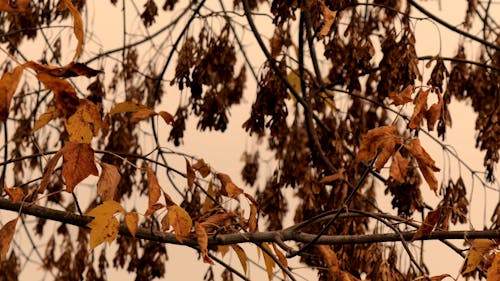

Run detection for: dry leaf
[[389, 85, 413, 106], [195, 222, 214, 264], [202, 182, 215, 214], [318, 1, 336, 36], [24, 61, 100, 78], [65, 99, 102, 143], [36, 72, 79, 117], [201, 212, 236, 232], [409, 89, 430, 129], [248, 203, 258, 232], [167, 205, 192, 243], [59, 0, 84, 61], [144, 203, 164, 217], [109, 101, 150, 115], [0, 66, 23, 122], [61, 141, 99, 192], [316, 245, 342, 279], [271, 243, 288, 280], [429, 274, 453, 281], [0, 0, 30, 13], [404, 138, 440, 194], [163, 191, 176, 208], [462, 239, 496, 275], [286, 69, 302, 95], [487, 252, 500, 281], [389, 151, 409, 183], [218, 245, 229, 258], [192, 159, 211, 178], [125, 212, 139, 237], [86, 200, 124, 249], [216, 173, 243, 199], [39, 150, 63, 193], [320, 168, 346, 184], [97, 162, 120, 201], [0, 218, 18, 261], [185, 158, 195, 189], [130, 108, 157, 122], [145, 167, 162, 215], [261, 242, 276, 281], [158, 110, 174, 125], [231, 244, 248, 274], [425, 91, 443, 131], [357, 125, 401, 170], [32, 106, 59, 132], [5, 187, 24, 203], [412, 207, 442, 241]]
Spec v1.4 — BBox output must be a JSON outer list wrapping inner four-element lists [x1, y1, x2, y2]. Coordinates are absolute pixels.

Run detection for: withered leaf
[[218, 245, 229, 258], [125, 212, 139, 237], [389, 151, 408, 183], [412, 207, 442, 241], [425, 91, 443, 131], [248, 203, 258, 232], [163, 191, 176, 208], [24, 61, 101, 78], [192, 158, 211, 178], [201, 212, 236, 232], [271, 243, 288, 280], [144, 203, 164, 217], [0, 218, 18, 261], [216, 173, 243, 199], [0, 66, 23, 122], [202, 182, 215, 214], [158, 110, 174, 125], [318, 1, 336, 37], [409, 89, 430, 129], [145, 167, 162, 215], [109, 101, 150, 115], [185, 158, 195, 189], [5, 187, 24, 203], [86, 200, 124, 249], [39, 150, 63, 193], [195, 222, 214, 264], [61, 141, 99, 192], [0, 0, 30, 13], [404, 138, 440, 193], [357, 125, 401, 170], [487, 252, 500, 281], [65, 99, 102, 143], [59, 0, 84, 61], [319, 167, 346, 184], [261, 242, 276, 281], [231, 244, 248, 274], [168, 205, 192, 243], [32, 106, 59, 133], [36, 72, 79, 117], [130, 108, 157, 122], [389, 85, 413, 106], [430, 274, 453, 281], [462, 239, 496, 275], [316, 245, 341, 279], [97, 162, 120, 201]]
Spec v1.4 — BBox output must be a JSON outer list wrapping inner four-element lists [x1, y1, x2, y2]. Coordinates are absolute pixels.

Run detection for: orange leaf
[[261, 242, 276, 281], [192, 158, 211, 178], [59, 0, 84, 61], [144, 203, 164, 217], [145, 167, 161, 215], [0, 218, 18, 261], [109, 101, 150, 115], [487, 252, 500, 281], [409, 89, 429, 129], [357, 125, 400, 170], [125, 212, 139, 237], [231, 244, 248, 274], [0, 0, 29, 13], [425, 91, 443, 131], [389, 85, 414, 106], [39, 150, 63, 193], [201, 212, 236, 232], [24, 61, 100, 78], [318, 1, 336, 37], [462, 239, 496, 275], [36, 72, 79, 117], [316, 245, 342, 279], [216, 173, 243, 199], [320, 167, 346, 184], [412, 207, 442, 241], [163, 191, 176, 208], [65, 99, 102, 143], [168, 205, 192, 243], [195, 222, 214, 264], [271, 243, 289, 280], [158, 110, 174, 125], [248, 203, 258, 232], [97, 162, 120, 201], [86, 200, 124, 249], [61, 141, 99, 192], [130, 108, 157, 122], [32, 106, 59, 133], [185, 158, 195, 189], [0, 66, 23, 122], [389, 151, 409, 183], [404, 138, 440, 193], [218, 245, 229, 258], [5, 187, 24, 203]]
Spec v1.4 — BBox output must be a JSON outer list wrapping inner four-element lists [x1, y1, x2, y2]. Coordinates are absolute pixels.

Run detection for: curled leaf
[[389, 85, 413, 106], [145, 167, 161, 215], [425, 91, 443, 131], [192, 158, 210, 178], [195, 222, 214, 264], [409, 89, 429, 129], [231, 244, 248, 274], [404, 138, 440, 194], [185, 158, 195, 189], [97, 162, 120, 201], [0, 218, 18, 261], [216, 173, 243, 199], [412, 207, 442, 241], [0, 66, 24, 122], [39, 150, 63, 193], [59, 0, 84, 61], [357, 125, 401, 170], [318, 1, 336, 36]]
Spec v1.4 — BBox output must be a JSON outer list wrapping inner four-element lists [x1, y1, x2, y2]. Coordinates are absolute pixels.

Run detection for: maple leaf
[[24, 61, 101, 78], [195, 222, 214, 264], [412, 207, 442, 241], [167, 205, 192, 243], [5, 187, 24, 203], [145, 167, 162, 216], [36, 72, 79, 117], [97, 162, 121, 201], [389, 85, 414, 106], [404, 138, 440, 193], [86, 200, 125, 249], [0, 0, 30, 13], [389, 151, 409, 183], [58, 0, 84, 61], [462, 239, 496, 275], [409, 89, 430, 129], [125, 212, 139, 237], [357, 125, 401, 170], [65, 99, 102, 143], [216, 173, 244, 199], [0, 65, 23, 122], [318, 1, 336, 37], [425, 91, 443, 131], [0, 218, 17, 261], [39, 151, 63, 193], [231, 244, 248, 274], [32, 106, 59, 133], [61, 141, 99, 192], [487, 252, 500, 281]]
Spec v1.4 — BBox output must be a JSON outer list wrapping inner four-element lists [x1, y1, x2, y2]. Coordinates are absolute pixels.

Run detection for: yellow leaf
[[97, 162, 120, 201], [261, 243, 276, 281], [195, 222, 214, 264], [231, 244, 248, 274], [462, 239, 496, 275], [109, 101, 150, 115], [125, 212, 139, 237], [167, 205, 192, 243], [0, 218, 18, 261], [4, 187, 24, 203], [0, 66, 23, 122], [86, 200, 125, 218], [318, 1, 337, 37], [487, 252, 500, 281], [86, 200, 125, 249], [32, 106, 59, 133], [65, 99, 102, 143], [59, 0, 84, 61]]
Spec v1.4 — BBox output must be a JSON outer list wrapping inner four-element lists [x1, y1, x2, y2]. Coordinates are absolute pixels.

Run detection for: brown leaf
[[409, 89, 430, 129], [0, 66, 23, 122], [0, 0, 29, 13], [425, 91, 443, 131], [5, 187, 24, 203], [145, 167, 162, 215], [412, 207, 442, 241], [59, 0, 84, 61], [97, 162, 120, 201], [185, 158, 195, 189], [231, 244, 248, 274], [271, 243, 288, 280], [404, 138, 440, 193], [462, 239, 496, 275], [0, 218, 18, 261], [168, 205, 192, 243], [163, 191, 176, 208], [24, 61, 101, 78], [202, 182, 215, 213], [261, 242, 276, 281], [65, 99, 102, 143], [389, 151, 409, 183], [216, 173, 243, 199], [357, 125, 401, 170], [39, 150, 63, 193], [487, 252, 500, 281], [130, 108, 157, 122], [109, 101, 150, 115], [218, 245, 229, 258], [248, 203, 258, 232], [32, 106, 59, 132], [145, 203, 164, 217], [36, 72, 79, 117], [430, 274, 453, 281], [192, 159, 211, 178], [125, 212, 139, 237], [61, 141, 99, 192], [316, 245, 341, 279], [320, 167, 346, 184], [389, 85, 413, 106], [158, 110, 174, 125], [195, 222, 214, 264], [202, 212, 236, 232], [318, 1, 336, 36]]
